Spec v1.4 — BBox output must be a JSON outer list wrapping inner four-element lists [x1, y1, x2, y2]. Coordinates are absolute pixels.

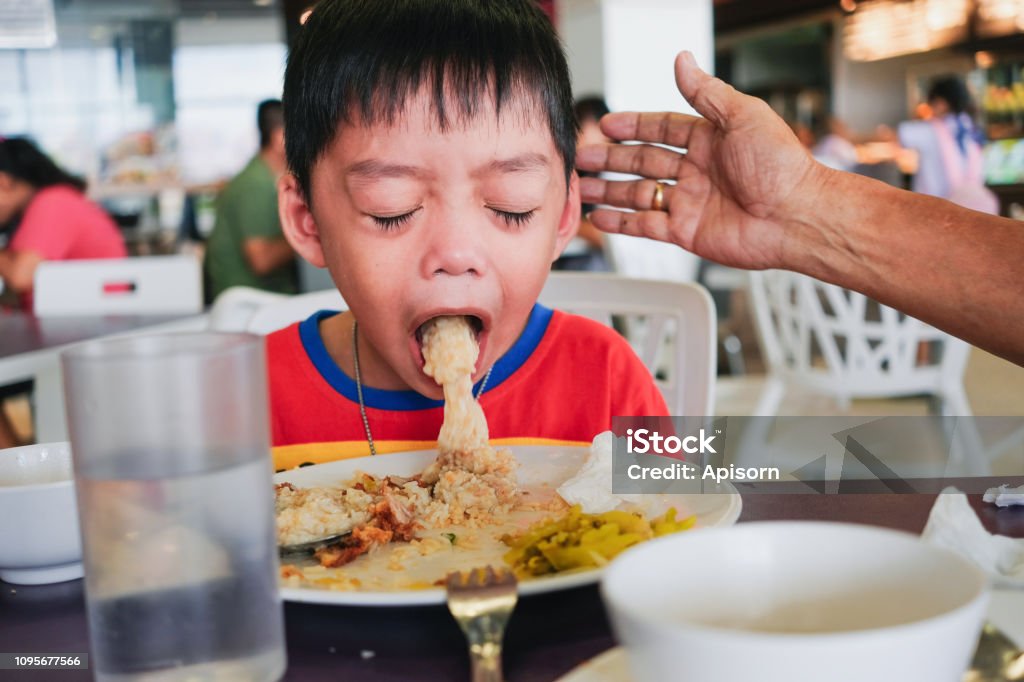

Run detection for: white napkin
[[983, 484, 1024, 508], [558, 431, 621, 513], [557, 431, 649, 514], [921, 487, 1024, 589]]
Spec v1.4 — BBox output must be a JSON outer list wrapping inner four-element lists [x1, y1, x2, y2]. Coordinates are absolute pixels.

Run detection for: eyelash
[[370, 207, 536, 230], [492, 209, 536, 228], [371, 210, 418, 231]]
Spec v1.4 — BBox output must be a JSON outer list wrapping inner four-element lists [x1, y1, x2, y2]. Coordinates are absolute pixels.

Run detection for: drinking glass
[[63, 332, 286, 681]]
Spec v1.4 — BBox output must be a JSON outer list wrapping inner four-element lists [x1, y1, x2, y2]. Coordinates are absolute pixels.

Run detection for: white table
[[0, 312, 209, 442]]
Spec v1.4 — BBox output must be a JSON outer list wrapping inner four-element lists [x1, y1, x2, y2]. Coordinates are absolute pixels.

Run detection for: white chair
[[33, 255, 203, 316], [540, 272, 716, 416], [208, 286, 289, 333], [745, 270, 992, 475], [208, 287, 346, 335], [747, 270, 972, 416], [604, 234, 701, 283], [27, 255, 205, 443]]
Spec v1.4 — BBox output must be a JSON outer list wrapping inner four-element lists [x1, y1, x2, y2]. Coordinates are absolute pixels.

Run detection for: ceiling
[[55, 0, 279, 20], [714, 0, 840, 33]]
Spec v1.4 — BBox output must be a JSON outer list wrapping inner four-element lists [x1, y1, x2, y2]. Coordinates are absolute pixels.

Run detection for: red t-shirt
[[267, 304, 670, 470], [9, 185, 127, 311]]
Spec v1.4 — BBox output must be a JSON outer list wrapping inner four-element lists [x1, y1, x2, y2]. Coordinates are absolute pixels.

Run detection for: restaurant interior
[[1, 0, 1023, 680]]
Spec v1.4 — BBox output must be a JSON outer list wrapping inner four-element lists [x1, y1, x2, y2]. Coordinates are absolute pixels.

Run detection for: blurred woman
[[0, 137, 126, 449], [0, 137, 127, 312], [898, 77, 998, 213]]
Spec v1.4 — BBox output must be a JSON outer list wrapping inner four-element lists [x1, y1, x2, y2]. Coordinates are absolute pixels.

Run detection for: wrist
[[776, 163, 860, 279]]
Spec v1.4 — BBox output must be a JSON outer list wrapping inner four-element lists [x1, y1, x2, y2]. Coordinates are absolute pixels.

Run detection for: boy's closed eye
[[368, 206, 538, 232], [488, 207, 536, 229]]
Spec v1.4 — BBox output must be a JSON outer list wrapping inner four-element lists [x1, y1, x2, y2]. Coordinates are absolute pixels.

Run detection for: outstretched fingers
[[588, 207, 676, 244], [579, 176, 675, 213], [599, 111, 703, 149], [576, 142, 685, 180]]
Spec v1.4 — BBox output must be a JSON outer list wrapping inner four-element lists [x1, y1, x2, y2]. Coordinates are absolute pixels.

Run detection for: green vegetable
[[502, 505, 696, 578]]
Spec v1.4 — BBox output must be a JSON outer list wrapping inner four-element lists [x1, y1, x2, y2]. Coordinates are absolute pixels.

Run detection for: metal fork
[[965, 623, 1024, 681], [445, 566, 519, 682]]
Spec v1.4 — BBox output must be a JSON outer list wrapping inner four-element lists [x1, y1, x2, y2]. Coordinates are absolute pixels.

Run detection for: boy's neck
[[320, 311, 425, 393]]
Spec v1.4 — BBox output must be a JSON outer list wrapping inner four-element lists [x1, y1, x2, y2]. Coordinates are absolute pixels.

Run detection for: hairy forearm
[[784, 168, 1024, 365], [243, 238, 295, 276]]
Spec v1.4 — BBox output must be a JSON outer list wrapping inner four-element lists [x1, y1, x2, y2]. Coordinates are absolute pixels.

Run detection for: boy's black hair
[[0, 137, 86, 193], [574, 96, 610, 126], [283, 0, 576, 202], [927, 77, 971, 115], [257, 99, 284, 149]]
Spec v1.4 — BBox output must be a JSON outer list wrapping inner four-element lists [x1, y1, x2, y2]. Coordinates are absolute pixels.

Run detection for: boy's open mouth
[[411, 313, 489, 374]]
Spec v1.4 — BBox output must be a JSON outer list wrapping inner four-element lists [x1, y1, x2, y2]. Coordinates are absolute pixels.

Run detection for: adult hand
[[576, 51, 831, 271]]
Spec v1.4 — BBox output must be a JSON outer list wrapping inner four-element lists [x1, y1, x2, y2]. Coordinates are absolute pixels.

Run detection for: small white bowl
[[602, 521, 989, 682], [0, 442, 83, 585]]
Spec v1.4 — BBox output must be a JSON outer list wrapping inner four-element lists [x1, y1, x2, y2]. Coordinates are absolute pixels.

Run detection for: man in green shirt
[[205, 99, 298, 300]]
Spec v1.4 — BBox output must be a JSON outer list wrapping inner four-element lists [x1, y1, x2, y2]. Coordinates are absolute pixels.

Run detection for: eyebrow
[[483, 153, 550, 176], [345, 153, 550, 181], [346, 159, 426, 180]]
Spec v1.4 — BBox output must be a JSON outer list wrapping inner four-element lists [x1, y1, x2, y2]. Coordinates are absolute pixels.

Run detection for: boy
[[271, 0, 669, 470]]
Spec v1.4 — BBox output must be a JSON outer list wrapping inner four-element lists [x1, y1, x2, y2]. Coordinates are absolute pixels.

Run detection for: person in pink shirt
[[0, 136, 127, 448], [0, 136, 127, 312]]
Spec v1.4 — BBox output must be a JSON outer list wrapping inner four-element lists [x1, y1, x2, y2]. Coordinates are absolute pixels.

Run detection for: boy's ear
[[278, 172, 327, 268], [551, 170, 582, 262]]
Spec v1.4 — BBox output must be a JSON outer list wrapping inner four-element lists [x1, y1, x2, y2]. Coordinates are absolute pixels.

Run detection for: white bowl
[[0, 442, 83, 585], [602, 521, 989, 682]]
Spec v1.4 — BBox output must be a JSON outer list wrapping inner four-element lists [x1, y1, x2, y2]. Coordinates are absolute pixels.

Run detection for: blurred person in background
[[0, 136, 127, 312], [0, 136, 127, 449], [898, 76, 999, 214], [204, 99, 298, 300], [553, 96, 611, 271], [812, 117, 859, 173]]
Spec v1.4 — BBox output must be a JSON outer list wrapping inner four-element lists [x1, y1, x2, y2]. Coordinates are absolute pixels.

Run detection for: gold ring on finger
[[651, 181, 667, 212]]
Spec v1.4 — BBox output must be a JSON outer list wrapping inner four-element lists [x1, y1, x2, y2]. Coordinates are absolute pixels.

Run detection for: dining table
[[0, 310, 209, 443], [2, 480, 1022, 682]]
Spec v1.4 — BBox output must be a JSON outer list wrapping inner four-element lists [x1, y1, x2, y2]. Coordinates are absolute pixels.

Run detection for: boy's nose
[[420, 220, 488, 279]]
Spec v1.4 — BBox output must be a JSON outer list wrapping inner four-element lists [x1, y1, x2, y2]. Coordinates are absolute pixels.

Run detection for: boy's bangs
[[284, 0, 576, 200], [358, 62, 545, 136]]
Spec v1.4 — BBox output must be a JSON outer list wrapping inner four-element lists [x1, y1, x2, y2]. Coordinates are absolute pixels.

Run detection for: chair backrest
[[208, 287, 347, 334], [207, 286, 290, 332], [33, 255, 203, 316], [604, 234, 701, 283], [245, 289, 347, 334], [539, 272, 716, 415], [748, 270, 971, 398]]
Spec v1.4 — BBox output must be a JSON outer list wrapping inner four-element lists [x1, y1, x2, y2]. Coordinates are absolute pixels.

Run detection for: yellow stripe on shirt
[[272, 437, 590, 471]]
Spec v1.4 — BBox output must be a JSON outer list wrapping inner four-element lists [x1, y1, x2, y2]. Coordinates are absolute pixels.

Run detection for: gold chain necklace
[[351, 319, 492, 456]]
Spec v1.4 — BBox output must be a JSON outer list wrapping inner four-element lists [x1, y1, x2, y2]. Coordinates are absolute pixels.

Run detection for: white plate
[[275, 445, 741, 607]]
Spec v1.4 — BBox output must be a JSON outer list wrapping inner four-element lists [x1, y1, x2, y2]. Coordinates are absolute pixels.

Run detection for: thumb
[[674, 51, 737, 130]]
